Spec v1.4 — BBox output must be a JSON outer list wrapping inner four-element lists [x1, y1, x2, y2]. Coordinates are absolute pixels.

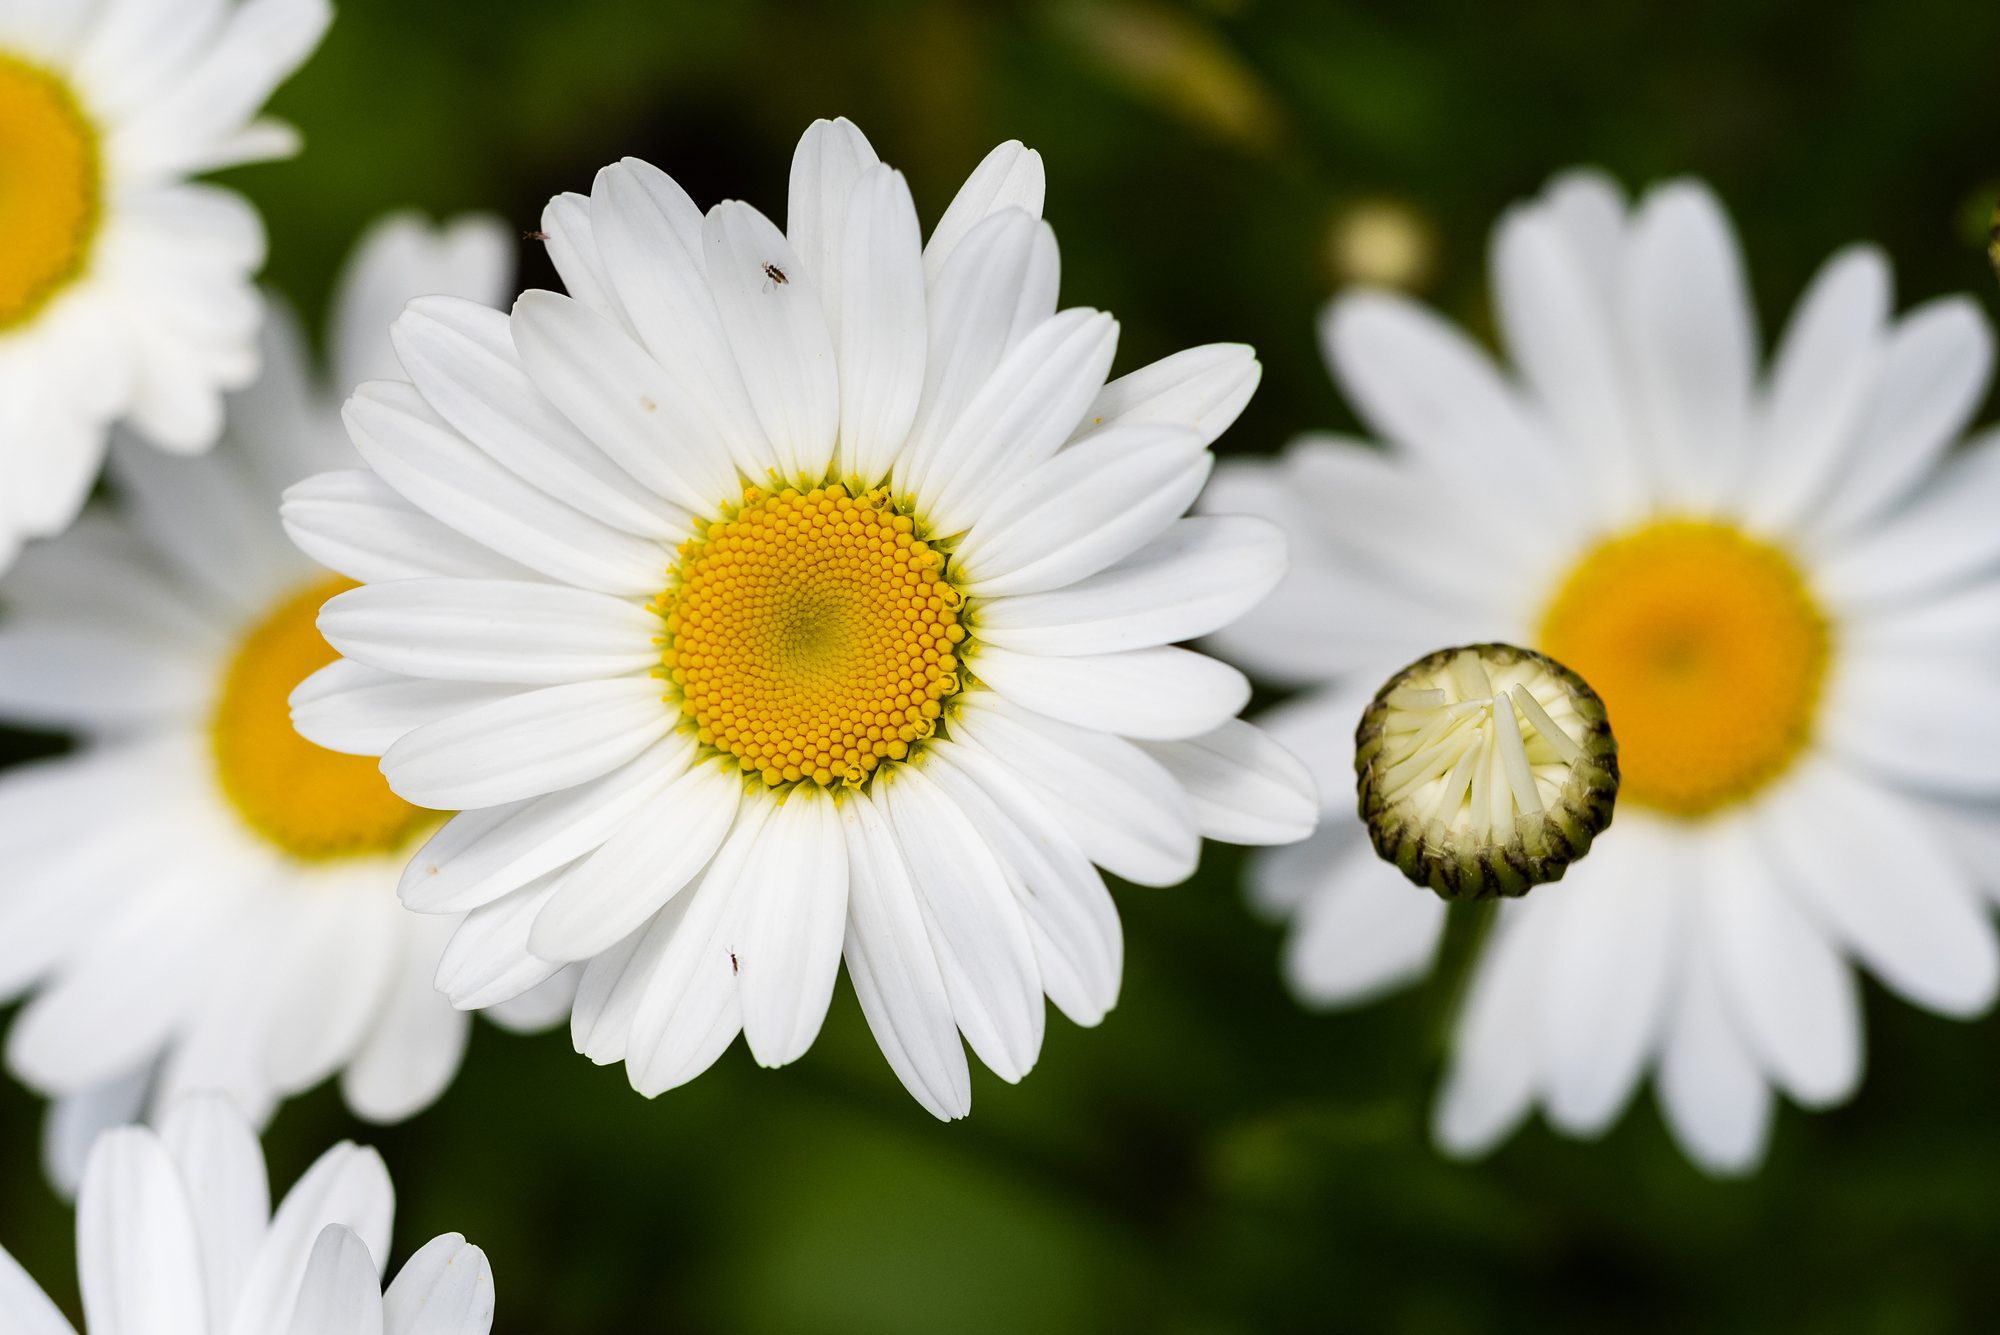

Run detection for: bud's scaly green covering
[[1356, 644, 1618, 901]]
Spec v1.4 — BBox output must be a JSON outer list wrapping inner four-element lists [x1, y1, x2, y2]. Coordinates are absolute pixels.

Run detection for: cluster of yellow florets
[[0, 54, 102, 330], [1539, 519, 1828, 816], [212, 576, 436, 859], [659, 483, 967, 788]]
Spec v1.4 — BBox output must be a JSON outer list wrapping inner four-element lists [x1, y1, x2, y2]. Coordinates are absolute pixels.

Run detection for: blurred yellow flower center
[[661, 483, 966, 789], [1538, 520, 1828, 817], [212, 576, 435, 859], [0, 54, 101, 330]]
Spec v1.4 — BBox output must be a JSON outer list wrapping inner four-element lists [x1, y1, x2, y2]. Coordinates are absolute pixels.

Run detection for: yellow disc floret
[[0, 53, 101, 331], [212, 576, 436, 859], [661, 483, 967, 788], [1538, 519, 1829, 817]]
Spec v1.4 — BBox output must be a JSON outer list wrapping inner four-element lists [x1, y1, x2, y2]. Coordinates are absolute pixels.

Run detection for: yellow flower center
[[211, 576, 437, 859], [0, 53, 101, 331], [661, 483, 967, 789], [1538, 519, 1829, 817]]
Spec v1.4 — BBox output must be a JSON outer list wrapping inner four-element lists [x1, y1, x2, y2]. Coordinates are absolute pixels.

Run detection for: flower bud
[[1356, 643, 1618, 900]]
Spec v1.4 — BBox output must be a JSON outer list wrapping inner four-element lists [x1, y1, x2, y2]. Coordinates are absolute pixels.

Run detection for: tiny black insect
[[730, 951, 740, 974], [762, 262, 789, 286], [522, 229, 550, 242]]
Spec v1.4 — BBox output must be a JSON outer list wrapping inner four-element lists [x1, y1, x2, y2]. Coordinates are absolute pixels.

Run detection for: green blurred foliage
[[5, 0, 2000, 1329]]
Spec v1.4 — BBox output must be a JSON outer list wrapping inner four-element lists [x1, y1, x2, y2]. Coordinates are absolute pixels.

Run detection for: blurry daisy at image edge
[[0, 0, 330, 570], [1210, 168, 2000, 1174], [0, 1093, 494, 1335], [0, 213, 576, 1192]]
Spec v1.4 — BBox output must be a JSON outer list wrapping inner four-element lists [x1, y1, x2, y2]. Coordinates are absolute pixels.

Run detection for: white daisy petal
[[290, 660, 524, 757], [108, 433, 309, 616], [839, 795, 972, 1119], [390, 297, 673, 540], [284, 1226, 385, 1335], [785, 116, 880, 319], [0, 618, 211, 732], [343, 381, 666, 596], [1760, 758, 1999, 1017], [1813, 429, 2000, 609], [703, 200, 839, 484], [481, 967, 578, 1034], [730, 788, 850, 1067], [834, 164, 927, 487], [106, 0, 331, 179], [1741, 246, 1891, 531], [1657, 950, 1773, 1178], [1071, 343, 1260, 447], [0, 1242, 76, 1335], [922, 745, 1122, 1027], [1802, 296, 1993, 543], [569, 929, 651, 1067], [398, 738, 692, 914], [1285, 847, 1445, 1007], [1490, 196, 1646, 520], [509, 290, 739, 513], [381, 1235, 494, 1335], [1534, 825, 1683, 1136], [1820, 651, 2000, 797], [528, 758, 741, 964], [339, 920, 473, 1124], [382, 677, 672, 810], [1699, 817, 1861, 1108], [879, 765, 1045, 1081], [432, 874, 566, 1011], [330, 212, 516, 394], [976, 515, 1286, 657], [44, 1068, 152, 1202], [319, 579, 660, 684], [897, 209, 1059, 486], [229, 1142, 395, 1335], [952, 424, 1212, 597], [537, 192, 621, 328], [917, 308, 1119, 537], [588, 159, 772, 479], [158, 1092, 271, 1322], [1136, 718, 1318, 846], [1433, 898, 1557, 1159], [1322, 290, 1566, 512], [262, 888, 403, 1098], [76, 1128, 207, 1335], [923, 139, 1045, 283], [948, 698, 1200, 888], [1623, 179, 1757, 508], [624, 804, 767, 1096], [973, 643, 1248, 741], [281, 469, 545, 586]]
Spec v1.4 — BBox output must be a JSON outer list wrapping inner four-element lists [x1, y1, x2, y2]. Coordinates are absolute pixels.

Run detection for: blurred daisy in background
[[0, 1093, 496, 1335], [1210, 170, 2000, 1174], [284, 116, 1315, 1119], [0, 0, 331, 571], [0, 214, 573, 1192]]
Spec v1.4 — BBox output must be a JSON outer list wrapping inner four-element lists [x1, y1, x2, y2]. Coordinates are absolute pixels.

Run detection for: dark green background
[[5, 0, 2000, 1329]]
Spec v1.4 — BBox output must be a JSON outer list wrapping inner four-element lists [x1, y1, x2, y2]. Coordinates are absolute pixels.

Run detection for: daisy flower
[[282, 117, 1315, 1119], [0, 213, 571, 1191], [1209, 170, 2000, 1174], [0, 1094, 496, 1335], [0, 0, 331, 570]]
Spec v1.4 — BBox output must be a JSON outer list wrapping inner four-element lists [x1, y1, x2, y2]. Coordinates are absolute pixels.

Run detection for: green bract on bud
[[1356, 644, 1619, 901]]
